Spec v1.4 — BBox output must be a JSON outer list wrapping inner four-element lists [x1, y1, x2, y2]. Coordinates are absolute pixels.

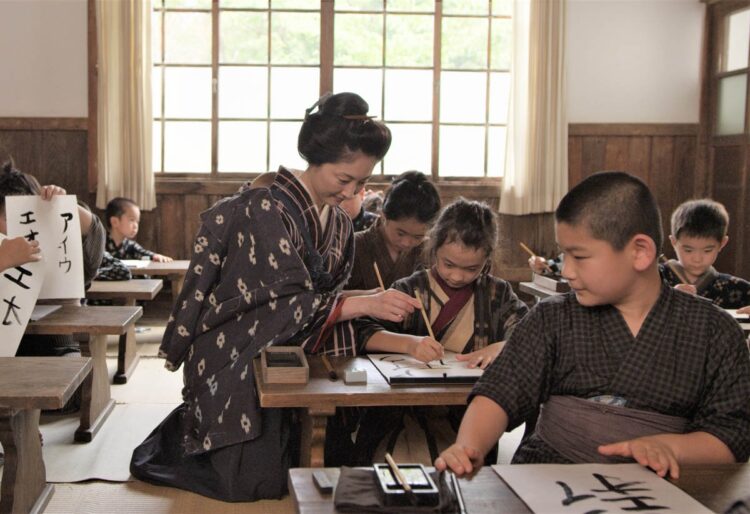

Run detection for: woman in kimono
[[352, 199, 529, 464], [130, 92, 421, 501]]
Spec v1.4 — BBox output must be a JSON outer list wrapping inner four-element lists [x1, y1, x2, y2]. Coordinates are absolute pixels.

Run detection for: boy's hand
[[528, 256, 548, 274], [0, 237, 41, 270], [738, 305, 750, 315], [152, 254, 174, 263], [674, 283, 697, 295], [598, 436, 680, 479], [435, 443, 483, 477], [39, 184, 66, 200], [408, 336, 444, 363], [455, 341, 506, 369]]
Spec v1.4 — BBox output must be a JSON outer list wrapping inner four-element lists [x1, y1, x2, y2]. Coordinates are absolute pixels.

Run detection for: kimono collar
[[272, 166, 331, 250], [430, 265, 474, 298]]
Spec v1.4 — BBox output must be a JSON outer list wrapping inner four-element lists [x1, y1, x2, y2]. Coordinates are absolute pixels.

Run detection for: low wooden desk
[[290, 464, 750, 514], [254, 356, 472, 468], [519, 281, 562, 303], [0, 357, 92, 514], [127, 260, 189, 300], [87, 279, 164, 383], [26, 305, 142, 442]]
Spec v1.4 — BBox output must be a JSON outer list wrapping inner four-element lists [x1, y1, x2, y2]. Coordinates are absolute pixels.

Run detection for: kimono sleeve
[[96, 251, 132, 281], [490, 278, 529, 342], [127, 240, 156, 260], [688, 314, 750, 461], [354, 277, 416, 351]]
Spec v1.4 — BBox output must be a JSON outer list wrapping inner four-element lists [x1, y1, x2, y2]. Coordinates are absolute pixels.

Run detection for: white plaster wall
[[567, 0, 705, 123], [0, 0, 88, 117]]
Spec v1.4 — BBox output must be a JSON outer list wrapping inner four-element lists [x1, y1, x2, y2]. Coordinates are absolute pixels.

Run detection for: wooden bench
[[0, 357, 91, 514], [86, 279, 164, 383], [26, 305, 142, 442], [127, 260, 189, 301]]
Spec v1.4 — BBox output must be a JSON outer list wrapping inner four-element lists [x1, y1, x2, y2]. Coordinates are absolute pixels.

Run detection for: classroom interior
[[0, 0, 749, 512]]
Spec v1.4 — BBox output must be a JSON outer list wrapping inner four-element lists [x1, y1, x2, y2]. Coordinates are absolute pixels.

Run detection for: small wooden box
[[261, 346, 309, 384], [532, 272, 570, 292]]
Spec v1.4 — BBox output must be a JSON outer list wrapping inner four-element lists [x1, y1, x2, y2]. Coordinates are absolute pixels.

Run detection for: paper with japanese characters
[[367, 351, 483, 384], [492, 463, 712, 513], [0, 233, 44, 356], [6, 195, 84, 299]]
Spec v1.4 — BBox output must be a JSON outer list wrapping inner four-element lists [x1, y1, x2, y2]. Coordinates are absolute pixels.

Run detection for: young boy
[[436, 171, 750, 480], [661, 199, 750, 309], [105, 197, 172, 263]]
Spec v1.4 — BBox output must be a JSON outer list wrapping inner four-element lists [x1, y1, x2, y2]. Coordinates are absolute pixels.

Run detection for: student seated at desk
[[0, 161, 106, 357], [0, 234, 40, 272], [339, 186, 378, 232], [105, 197, 173, 262], [660, 198, 750, 309], [436, 171, 750, 480], [352, 199, 528, 465]]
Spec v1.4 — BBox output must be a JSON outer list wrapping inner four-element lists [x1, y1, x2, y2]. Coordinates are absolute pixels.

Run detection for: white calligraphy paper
[[7, 195, 84, 299], [0, 233, 44, 356], [492, 463, 712, 514], [367, 351, 483, 385]]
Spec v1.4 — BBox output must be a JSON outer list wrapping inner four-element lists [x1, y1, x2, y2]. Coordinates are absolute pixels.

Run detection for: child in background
[[661, 199, 750, 309], [105, 197, 173, 263], [339, 186, 378, 232], [436, 172, 750, 479], [0, 235, 40, 272]]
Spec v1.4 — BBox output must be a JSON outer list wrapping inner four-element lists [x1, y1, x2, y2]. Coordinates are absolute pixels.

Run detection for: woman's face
[[304, 152, 378, 209]]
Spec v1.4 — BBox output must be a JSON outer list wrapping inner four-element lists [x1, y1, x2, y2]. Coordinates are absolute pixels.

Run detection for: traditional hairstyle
[[555, 171, 663, 251], [426, 198, 497, 260], [0, 159, 42, 211], [105, 197, 138, 229], [670, 198, 729, 242], [382, 171, 441, 224], [298, 92, 392, 165]]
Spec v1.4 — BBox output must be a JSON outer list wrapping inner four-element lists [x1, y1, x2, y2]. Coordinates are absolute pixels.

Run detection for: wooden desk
[[254, 356, 472, 468], [26, 305, 142, 442], [519, 281, 561, 303], [290, 464, 750, 514], [0, 357, 92, 514], [86, 279, 164, 384], [127, 260, 189, 299]]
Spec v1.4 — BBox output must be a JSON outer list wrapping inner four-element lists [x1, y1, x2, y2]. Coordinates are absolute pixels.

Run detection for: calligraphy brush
[[373, 262, 386, 291], [414, 290, 443, 366], [519, 242, 554, 274], [385, 452, 417, 506], [659, 254, 690, 285]]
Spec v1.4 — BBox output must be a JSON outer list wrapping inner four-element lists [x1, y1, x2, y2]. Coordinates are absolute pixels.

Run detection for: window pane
[[387, 0, 433, 12], [219, 122, 268, 172], [335, 0, 382, 11], [152, 11, 163, 63], [384, 69, 432, 121], [724, 9, 750, 72], [271, 12, 320, 64], [386, 14, 433, 67], [443, 0, 487, 15], [164, 122, 211, 172], [152, 67, 163, 117], [270, 67, 320, 118], [270, 121, 306, 171], [221, 12, 268, 64], [441, 71, 486, 123], [335, 14, 383, 66], [153, 121, 163, 172], [489, 72, 510, 124], [383, 124, 431, 175], [219, 67, 268, 118], [491, 18, 511, 70], [333, 68, 383, 117], [221, 0, 267, 7], [493, 0, 512, 16], [164, 67, 212, 118], [442, 18, 488, 69], [165, 0, 211, 8], [272, 0, 319, 8], [153, 0, 163, 7], [487, 126, 506, 177], [716, 75, 747, 135], [165, 12, 211, 64], [439, 125, 485, 177]]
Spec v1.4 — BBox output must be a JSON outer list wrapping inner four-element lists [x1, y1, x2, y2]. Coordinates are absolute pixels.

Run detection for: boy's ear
[[668, 234, 678, 248], [109, 215, 120, 230], [719, 235, 729, 250], [630, 233, 657, 272]]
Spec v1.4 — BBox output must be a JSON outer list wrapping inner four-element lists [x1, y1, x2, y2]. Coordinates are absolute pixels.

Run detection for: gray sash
[[536, 396, 689, 463]]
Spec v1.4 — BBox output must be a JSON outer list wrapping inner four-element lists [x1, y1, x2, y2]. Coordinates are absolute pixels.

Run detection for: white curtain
[[499, 0, 568, 215], [95, 0, 156, 210]]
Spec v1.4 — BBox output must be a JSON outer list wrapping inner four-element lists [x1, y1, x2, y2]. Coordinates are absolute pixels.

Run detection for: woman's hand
[[40, 184, 66, 200], [455, 341, 506, 369], [408, 336, 444, 363], [362, 289, 422, 323]]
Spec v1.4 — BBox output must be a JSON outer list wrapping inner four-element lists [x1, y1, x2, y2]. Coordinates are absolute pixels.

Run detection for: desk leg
[[299, 407, 336, 468], [0, 408, 55, 514], [76, 334, 116, 442], [169, 274, 184, 301], [114, 301, 139, 384]]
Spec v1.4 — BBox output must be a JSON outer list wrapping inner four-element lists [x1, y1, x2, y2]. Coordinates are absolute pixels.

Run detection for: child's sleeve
[[96, 251, 132, 281], [126, 240, 157, 260], [354, 278, 415, 351], [492, 279, 530, 341]]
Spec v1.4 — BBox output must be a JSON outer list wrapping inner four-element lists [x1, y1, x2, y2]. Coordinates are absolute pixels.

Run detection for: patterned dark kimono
[[474, 285, 750, 464], [106, 234, 156, 260], [131, 167, 354, 501], [350, 269, 529, 465], [660, 260, 750, 309]]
